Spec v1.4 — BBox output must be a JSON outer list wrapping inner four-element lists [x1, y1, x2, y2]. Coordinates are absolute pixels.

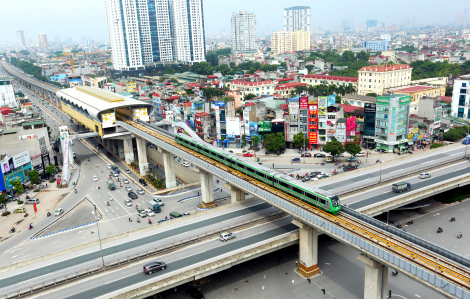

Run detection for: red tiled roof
[[275, 82, 308, 91], [439, 96, 452, 103], [359, 64, 411, 72], [301, 74, 358, 82], [393, 86, 433, 93], [166, 95, 179, 100], [0, 107, 13, 115], [245, 102, 255, 106], [207, 75, 218, 79], [231, 80, 273, 86], [276, 77, 294, 82], [338, 104, 357, 113]]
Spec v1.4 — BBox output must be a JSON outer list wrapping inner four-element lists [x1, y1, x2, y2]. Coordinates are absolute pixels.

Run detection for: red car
[[243, 152, 253, 157]]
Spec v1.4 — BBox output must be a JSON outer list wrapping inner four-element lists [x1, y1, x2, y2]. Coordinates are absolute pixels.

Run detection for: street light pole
[[93, 205, 105, 268], [379, 142, 382, 183], [466, 125, 469, 158], [303, 132, 306, 164]]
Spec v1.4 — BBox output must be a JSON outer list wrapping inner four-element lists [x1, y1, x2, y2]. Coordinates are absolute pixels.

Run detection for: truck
[[147, 200, 161, 213], [392, 181, 411, 193], [107, 179, 116, 191]]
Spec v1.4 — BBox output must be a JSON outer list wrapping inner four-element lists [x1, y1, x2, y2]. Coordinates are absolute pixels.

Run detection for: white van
[[25, 198, 40, 204]]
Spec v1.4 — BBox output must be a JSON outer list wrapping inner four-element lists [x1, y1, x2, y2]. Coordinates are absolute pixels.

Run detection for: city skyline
[[1, 0, 469, 45]]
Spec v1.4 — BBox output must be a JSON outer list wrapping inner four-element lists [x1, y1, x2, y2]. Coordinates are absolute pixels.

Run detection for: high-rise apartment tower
[[17, 31, 28, 48], [104, 0, 205, 71], [284, 6, 311, 32], [38, 33, 48, 49], [231, 11, 257, 53]]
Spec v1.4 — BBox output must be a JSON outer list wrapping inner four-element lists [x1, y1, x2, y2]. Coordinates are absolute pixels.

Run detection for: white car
[[356, 152, 366, 157], [123, 178, 129, 184], [125, 169, 131, 174], [55, 208, 64, 216], [106, 164, 112, 169], [124, 199, 132, 207], [419, 172, 431, 179], [139, 210, 147, 217], [136, 188, 145, 195], [182, 212, 190, 216], [153, 198, 164, 206], [93, 175, 98, 182], [182, 162, 190, 167], [219, 232, 235, 242], [145, 209, 155, 217], [125, 186, 132, 192]]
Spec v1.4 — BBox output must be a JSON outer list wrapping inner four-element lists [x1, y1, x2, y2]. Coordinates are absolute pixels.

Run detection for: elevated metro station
[[56, 86, 154, 137]]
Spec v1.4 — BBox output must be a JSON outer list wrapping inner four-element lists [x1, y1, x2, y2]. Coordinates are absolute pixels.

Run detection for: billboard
[[1, 156, 14, 174], [4, 169, 25, 191], [327, 94, 336, 107], [364, 103, 376, 114], [243, 110, 250, 136], [249, 122, 258, 136], [226, 117, 241, 136], [258, 120, 272, 132], [102, 112, 116, 128], [13, 151, 30, 168], [132, 108, 149, 122], [318, 96, 327, 115], [434, 107, 442, 129], [300, 97, 308, 109], [215, 101, 226, 106]]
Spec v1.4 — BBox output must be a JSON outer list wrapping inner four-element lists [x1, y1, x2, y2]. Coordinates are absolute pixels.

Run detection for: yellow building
[[357, 64, 412, 96], [292, 30, 311, 52], [271, 30, 310, 55], [271, 30, 292, 55], [126, 81, 136, 93]]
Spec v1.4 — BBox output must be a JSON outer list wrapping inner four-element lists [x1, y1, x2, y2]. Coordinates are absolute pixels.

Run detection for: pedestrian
[[133, 180, 135, 185], [165, 216, 168, 220], [46, 183, 47, 187], [307, 278, 311, 284]]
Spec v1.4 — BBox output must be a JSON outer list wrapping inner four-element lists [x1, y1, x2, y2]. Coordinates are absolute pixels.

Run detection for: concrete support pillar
[[292, 220, 320, 278], [123, 138, 134, 164], [160, 149, 177, 188], [106, 139, 112, 150], [112, 139, 118, 154], [135, 137, 149, 175], [196, 168, 216, 209], [117, 140, 125, 160], [357, 254, 388, 299], [224, 183, 245, 203]]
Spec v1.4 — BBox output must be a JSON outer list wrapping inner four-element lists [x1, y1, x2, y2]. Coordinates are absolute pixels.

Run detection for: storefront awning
[[407, 141, 414, 145]]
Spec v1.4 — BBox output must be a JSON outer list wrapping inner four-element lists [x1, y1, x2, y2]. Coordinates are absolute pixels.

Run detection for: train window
[[279, 180, 290, 188], [292, 186, 303, 194], [307, 193, 318, 202], [318, 198, 326, 205]]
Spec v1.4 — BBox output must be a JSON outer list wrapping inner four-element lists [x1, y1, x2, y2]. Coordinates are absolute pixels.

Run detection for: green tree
[[46, 164, 56, 176], [251, 135, 260, 147], [335, 95, 342, 103], [356, 51, 370, 61], [0, 193, 7, 211], [443, 129, 464, 141], [244, 93, 256, 101], [164, 65, 176, 74], [341, 50, 356, 63], [305, 65, 314, 73], [445, 87, 453, 96], [289, 89, 297, 98], [323, 138, 345, 158], [20, 50, 30, 55], [236, 107, 243, 115], [11, 180, 24, 195], [344, 142, 362, 156], [27, 169, 39, 184], [366, 93, 377, 97], [264, 132, 285, 153], [241, 134, 246, 147], [293, 131, 306, 148]]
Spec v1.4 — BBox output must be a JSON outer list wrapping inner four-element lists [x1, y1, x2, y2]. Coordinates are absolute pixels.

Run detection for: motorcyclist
[[107, 201, 110, 206], [458, 232, 462, 238], [397, 223, 402, 229], [408, 219, 413, 224], [148, 219, 152, 224], [10, 227, 15, 233], [29, 223, 33, 229], [128, 217, 131, 222], [75, 189, 77, 194], [438, 227, 443, 232], [451, 216, 455, 221], [137, 217, 140, 223]]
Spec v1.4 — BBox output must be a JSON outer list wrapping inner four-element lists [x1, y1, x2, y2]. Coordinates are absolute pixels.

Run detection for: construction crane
[[56, 53, 75, 73]]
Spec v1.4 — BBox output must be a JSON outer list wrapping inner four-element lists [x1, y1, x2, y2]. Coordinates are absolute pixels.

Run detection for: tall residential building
[[291, 30, 310, 52], [231, 11, 257, 53], [17, 30, 28, 48], [450, 75, 470, 119], [104, 0, 205, 71], [38, 33, 48, 49], [271, 30, 292, 55], [358, 64, 412, 96], [284, 6, 310, 32], [360, 40, 388, 51]]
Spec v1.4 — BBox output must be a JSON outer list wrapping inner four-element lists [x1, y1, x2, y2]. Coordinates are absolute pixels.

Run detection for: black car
[[314, 153, 326, 158], [138, 178, 148, 186], [128, 191, 138, 199], [343, 166, 358, 172], [188, 287, 205, 299], [143, 261, 166, 274]]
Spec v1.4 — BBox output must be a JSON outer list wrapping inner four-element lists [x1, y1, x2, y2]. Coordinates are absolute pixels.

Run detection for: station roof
[[57, 86, 154, 122]]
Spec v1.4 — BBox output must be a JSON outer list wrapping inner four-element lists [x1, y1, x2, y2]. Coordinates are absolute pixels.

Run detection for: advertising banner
[[1, 157, 14, 174], [4, 170, 25, 191], [13, 151, 30, 168], [215, 101, 226, 106], [376, 97, 390, 105], [226, 117, 241, 136], [318, 96, 327, 115], [280, 104, 288, 109], [258, 120, 272, 132], [102, 112, 116, 128], [364, 103, 377, 114], [243, 111, 250, 136], [249, 122, 258, 136], [399, 96, 411, 106], [327, 94, 336, 107], [388, 106, 397, 143], [132, 108, 149, 122], [300, 97, 308, 109], [346, 117, 356, 132]]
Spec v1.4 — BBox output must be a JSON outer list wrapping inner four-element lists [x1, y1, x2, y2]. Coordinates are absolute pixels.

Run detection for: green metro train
[[175, 134, 341, 214]]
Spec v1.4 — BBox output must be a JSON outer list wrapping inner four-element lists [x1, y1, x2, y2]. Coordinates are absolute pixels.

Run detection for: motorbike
[[397, 224, 402, 229], [137, 218, 141, 223], [148, 219, 152, 224], [107, 202, 110, 206], [26, 195, 30, 199], [74, 189, 77, 194], [392, 270, 398, 276], [437, 228, 443, 233], [450, 217, 456, 222], [9, 228, 15, 234], [408, 220, 413, 225], [24, 213, 28, 217], [47, 211, 51, 217], [29, 225, 33, 230], [128, 218, 132, 222], [458, 233, 462, 238]]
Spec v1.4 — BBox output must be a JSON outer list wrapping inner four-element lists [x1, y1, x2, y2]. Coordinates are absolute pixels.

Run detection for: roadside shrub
[[49, 180, 55, 183], [2, 211, 10, 216], [17, 200, 24, 204], [430, 143, 443, 149], [33, 189, 40, 192]]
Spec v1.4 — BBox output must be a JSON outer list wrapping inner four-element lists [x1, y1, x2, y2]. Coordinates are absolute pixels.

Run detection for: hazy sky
[[1, 0, 468, 44]]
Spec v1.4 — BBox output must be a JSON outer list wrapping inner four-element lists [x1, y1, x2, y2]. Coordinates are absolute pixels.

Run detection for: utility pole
[[93, 205, 105, 268]]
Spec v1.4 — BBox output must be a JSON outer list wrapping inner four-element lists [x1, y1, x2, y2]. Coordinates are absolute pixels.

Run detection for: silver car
[[419, 172, 431, 179], [136, 188, 145, 195], [219, 232, 235, 242], [125, 186, 132, 191]]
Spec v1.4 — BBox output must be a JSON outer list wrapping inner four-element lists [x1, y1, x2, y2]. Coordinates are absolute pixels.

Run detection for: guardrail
[[177, 188, 222, 203], [341, 206, 470, 269], [334, 155, 465, 196], [3, 211, 286, 299]]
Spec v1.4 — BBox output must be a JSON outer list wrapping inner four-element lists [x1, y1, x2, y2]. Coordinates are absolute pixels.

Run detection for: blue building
[[360, 40, 388, 51]]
